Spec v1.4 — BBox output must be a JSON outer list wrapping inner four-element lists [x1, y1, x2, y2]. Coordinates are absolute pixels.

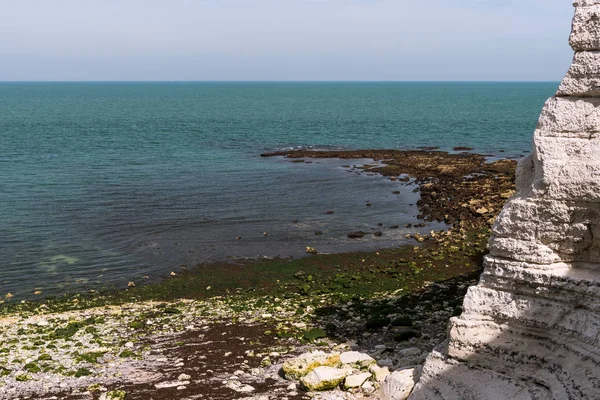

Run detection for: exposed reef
[[411, 2, 600, 399]]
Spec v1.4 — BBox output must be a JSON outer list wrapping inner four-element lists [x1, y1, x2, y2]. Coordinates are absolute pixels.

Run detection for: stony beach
[[0, 150, 517, 399]]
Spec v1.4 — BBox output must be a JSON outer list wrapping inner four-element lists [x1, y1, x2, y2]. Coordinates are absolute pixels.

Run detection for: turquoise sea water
[[0, 82, 556, 299]]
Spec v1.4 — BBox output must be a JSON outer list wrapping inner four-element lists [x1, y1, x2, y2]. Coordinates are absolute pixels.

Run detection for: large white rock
[[409, 3, 600, 399]]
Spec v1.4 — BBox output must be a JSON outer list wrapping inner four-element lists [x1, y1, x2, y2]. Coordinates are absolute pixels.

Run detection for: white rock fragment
[[226, 380, 255, 393], [370, 365, 391, 382], [300, 366, 349, 391], [343, 372, 372, 389], [155, 380, 190, 389], [340, 351, 376, 369], [380, 368, 416, 400]]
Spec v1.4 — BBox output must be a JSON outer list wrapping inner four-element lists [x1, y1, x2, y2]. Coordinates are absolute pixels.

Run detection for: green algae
[[74, 367, 92, 377], [303, 328, 327, 342]]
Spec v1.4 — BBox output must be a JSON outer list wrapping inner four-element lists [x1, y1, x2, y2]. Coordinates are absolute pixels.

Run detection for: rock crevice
[[410, 2, 600, 399]]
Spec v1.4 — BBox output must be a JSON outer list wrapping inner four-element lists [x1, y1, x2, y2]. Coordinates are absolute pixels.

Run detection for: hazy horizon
[[1, 0, 574, 82]]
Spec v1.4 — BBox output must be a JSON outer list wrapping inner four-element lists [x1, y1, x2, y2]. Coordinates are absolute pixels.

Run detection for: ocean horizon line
[[0, 80, 560, 84]]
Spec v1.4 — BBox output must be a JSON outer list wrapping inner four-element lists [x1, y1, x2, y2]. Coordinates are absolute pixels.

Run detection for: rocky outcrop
[[410, 2, 600, 399]]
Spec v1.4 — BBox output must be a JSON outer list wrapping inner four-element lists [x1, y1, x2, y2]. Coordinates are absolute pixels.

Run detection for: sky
[[0, 0, 575, 81]]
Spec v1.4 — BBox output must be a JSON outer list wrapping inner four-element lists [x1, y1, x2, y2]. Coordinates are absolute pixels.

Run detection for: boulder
[[282, 351, 341, 381], [300, 366, 348, 391]]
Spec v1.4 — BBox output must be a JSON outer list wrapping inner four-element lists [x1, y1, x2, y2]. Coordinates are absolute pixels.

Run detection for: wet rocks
[[347, 231, 366, 239]]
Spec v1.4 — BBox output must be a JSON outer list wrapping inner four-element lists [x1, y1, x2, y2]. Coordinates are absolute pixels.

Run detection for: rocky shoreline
[[0, 150, 516, 399]]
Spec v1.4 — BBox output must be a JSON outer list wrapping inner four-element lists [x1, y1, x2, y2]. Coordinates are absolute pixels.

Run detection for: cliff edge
[[409, 2, 600, 399]]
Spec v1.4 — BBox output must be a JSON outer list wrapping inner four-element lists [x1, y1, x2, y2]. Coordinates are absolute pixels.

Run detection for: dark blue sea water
[[0, 82, 556, 300]]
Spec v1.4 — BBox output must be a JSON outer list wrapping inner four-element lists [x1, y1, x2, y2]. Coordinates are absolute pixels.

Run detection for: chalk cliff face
[[409, 2, 600, 399]]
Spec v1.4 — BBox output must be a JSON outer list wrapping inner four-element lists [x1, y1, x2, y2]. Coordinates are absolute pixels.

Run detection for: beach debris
[[170, 272, 177, 276], [263, 231, 268, 236], [5, 293, 13, 298], [236, 236, 242, 240], [34, 290, 42, 295], [127, 282, 135, 288]]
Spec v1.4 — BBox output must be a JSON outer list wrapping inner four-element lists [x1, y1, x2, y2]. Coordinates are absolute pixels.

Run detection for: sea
[[0, 82, 557, 300]]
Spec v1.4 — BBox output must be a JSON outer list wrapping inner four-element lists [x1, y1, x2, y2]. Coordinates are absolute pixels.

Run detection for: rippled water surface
[[0, 82, 556, 298]]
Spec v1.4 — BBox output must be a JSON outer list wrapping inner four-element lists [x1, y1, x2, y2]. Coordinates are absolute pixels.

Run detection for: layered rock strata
[[410, 3, 600, 399]]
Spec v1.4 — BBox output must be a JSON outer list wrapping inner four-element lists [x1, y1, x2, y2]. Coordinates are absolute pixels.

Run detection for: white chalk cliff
[[409, 2, 600, 399]]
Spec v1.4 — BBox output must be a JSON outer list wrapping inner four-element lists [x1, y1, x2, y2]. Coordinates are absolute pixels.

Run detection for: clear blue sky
[[1, 0, 574, 81]]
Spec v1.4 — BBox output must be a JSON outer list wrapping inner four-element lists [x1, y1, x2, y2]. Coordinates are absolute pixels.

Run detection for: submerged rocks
[[411, 3, 600, 399], [347, 231, 366, 239]]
